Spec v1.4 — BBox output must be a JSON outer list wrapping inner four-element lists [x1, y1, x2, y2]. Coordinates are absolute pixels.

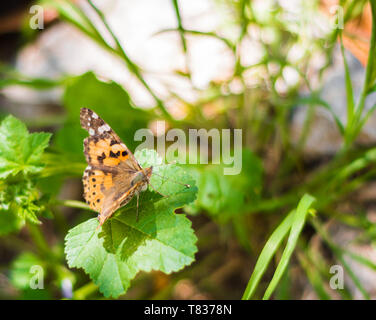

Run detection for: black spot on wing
[[110, 150, 120, 158], [97, 152, 106, 164]]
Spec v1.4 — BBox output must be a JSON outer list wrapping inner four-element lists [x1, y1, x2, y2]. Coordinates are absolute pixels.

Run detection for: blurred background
[[1, 0, 376, 300]]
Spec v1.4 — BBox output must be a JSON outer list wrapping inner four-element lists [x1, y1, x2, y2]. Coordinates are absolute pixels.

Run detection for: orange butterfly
[[80, 108, 153, 229]]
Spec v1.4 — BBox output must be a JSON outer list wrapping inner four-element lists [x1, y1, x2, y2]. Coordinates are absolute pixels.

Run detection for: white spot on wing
[[98, 124, 110, 134], [92, 113, 98, 119], [89, 128, 95, 135]]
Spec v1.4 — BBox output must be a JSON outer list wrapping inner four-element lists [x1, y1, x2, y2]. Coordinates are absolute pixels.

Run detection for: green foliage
[[1, 180, 45, 227], [0, 116, 51, 232], [65, 149, 198, 297], [0, 115, 51, 179]]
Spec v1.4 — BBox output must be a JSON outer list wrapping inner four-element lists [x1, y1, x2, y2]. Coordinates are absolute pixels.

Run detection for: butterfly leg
[[136, 193, 140, 222], [149, 182, 169, 198]]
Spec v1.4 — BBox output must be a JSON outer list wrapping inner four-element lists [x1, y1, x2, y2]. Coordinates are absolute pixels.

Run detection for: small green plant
[[0, 115, 51, 230]]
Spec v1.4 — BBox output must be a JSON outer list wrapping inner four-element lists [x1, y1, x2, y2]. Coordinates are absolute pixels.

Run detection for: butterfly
[[80, 108, 153, 229]]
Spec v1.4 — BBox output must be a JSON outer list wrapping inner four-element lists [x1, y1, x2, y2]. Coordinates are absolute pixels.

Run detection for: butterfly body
[[80, 108, 152, 228]]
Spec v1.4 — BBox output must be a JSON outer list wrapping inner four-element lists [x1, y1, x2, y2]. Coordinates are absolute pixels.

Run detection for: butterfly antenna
[[151, 172, 191, 188]]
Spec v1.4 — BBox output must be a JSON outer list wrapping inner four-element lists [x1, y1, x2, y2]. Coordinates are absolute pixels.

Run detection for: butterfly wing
[[80, 107, 141, 171], [82, 165, 142, 226], [80, 108, 144, 226]]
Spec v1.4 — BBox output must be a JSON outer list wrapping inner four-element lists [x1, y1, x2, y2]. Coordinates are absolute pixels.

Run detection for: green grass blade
[[351, 1, 376, 143], [367, 1, 376, 91], [343, 249, 376, 271], [263, 194, 316, 300], [241, 210, 295, 300], [354, 103, 376, 138], [171, 0, 187, 53], [297, 250, 331, 300], [336, 253, 370, 300], [340, 35, 355, 131]]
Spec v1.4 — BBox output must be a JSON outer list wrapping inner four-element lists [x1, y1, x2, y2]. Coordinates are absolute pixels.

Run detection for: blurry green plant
[[0, 0, 376, 300], [0, 115, 51, 230]]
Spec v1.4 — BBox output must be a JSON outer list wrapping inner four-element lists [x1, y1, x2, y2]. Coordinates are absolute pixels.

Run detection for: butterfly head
[[143, 166, 153, 182], [131, 166, 153, 187]]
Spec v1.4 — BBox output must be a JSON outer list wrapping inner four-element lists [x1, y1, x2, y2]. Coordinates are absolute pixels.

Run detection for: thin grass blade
[[242, 210, 295, 300], [263, 194, 316, 300]]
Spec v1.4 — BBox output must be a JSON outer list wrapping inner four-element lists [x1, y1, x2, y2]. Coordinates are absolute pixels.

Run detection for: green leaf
[[0, 180, 47, 229], [55, 72, 150, 156], [64, 149, 198, 298], [0, 115, 51, 179], [0, 116, 51, 231]]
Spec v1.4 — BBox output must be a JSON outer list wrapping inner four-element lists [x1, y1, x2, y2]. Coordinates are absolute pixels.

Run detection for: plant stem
[[55, 199, 91, 211], [349, 0, 376, 143]]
